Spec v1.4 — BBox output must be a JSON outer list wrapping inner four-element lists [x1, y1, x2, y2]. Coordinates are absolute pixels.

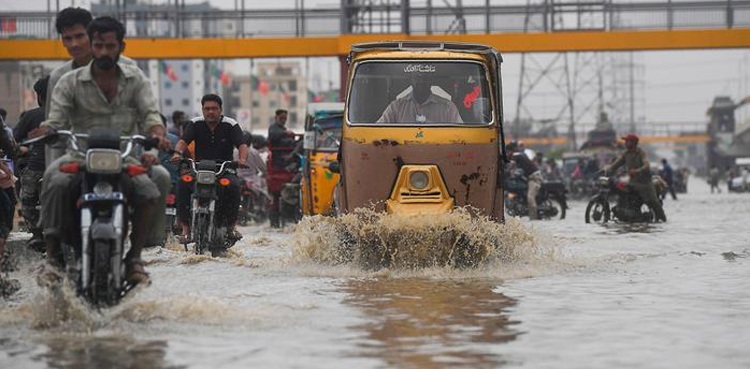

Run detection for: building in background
[[251, 61, 308, 132], [0, 62, 51, 126]]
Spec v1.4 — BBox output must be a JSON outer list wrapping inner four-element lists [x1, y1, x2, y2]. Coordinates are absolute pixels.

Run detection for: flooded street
[[1, 178, 749, 369]]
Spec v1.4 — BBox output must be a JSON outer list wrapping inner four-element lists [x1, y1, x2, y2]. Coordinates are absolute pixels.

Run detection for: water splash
[[291, 208, 545, 270], [113, 295, 262, 325]]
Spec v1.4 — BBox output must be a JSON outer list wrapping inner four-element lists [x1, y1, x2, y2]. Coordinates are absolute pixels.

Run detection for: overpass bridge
[[1, 0, 750, 60]]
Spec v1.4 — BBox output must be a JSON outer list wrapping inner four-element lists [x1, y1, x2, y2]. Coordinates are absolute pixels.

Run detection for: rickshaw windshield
[[347, 60, 493, 126], [314, 115, 342, 151]]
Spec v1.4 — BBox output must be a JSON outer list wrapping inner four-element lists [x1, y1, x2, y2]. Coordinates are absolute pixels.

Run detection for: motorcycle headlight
[[408, 170, 430, 190], [86, 149, 122, 174], [598, 177, 610, 187], [197, 171, 216, 185]]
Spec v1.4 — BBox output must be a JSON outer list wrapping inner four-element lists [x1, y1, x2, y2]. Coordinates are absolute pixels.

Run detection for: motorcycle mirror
[[328, 160, 340, 174]]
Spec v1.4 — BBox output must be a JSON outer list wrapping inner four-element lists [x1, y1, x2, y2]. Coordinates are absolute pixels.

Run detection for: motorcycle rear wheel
[[585, 199, 610, 224], [539, 198, 566, 220]]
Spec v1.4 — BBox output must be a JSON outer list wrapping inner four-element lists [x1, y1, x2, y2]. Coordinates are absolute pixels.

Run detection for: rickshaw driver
[[377, 72, 463, 124]]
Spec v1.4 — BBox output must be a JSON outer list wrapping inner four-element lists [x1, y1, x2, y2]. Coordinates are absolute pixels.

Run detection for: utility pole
[[629, 51, 635, 133]]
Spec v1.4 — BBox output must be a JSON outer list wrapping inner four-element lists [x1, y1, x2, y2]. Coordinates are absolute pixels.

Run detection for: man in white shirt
[[377, 73, 463, 124]]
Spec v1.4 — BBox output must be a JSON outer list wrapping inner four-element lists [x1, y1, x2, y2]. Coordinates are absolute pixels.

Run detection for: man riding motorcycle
[[33, 16, 171, 286], [604, 133, 667, 222], [171, 94, 248, 245], [506, 140, 542, 220]]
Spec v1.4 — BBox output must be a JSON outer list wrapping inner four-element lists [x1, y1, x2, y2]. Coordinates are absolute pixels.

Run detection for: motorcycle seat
[[541, 181, 566, 192]]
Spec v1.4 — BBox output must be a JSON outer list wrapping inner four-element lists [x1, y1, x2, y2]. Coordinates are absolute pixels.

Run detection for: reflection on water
[[342, 278, 518, 369], [35, 335, 184, 369]]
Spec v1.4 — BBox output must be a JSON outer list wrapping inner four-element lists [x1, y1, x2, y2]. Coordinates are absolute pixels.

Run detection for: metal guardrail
[[1, 1, 749, 39]]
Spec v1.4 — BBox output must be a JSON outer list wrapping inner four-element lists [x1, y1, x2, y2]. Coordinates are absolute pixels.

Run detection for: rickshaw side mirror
[[328, 160, 340, 173]]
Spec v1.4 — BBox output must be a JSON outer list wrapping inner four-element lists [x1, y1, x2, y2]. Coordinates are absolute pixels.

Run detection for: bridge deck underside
[[1, 28, 750, 60]]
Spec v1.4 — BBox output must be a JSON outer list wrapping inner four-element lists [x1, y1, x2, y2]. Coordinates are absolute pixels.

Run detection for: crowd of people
[[0, 8, 297, 296]]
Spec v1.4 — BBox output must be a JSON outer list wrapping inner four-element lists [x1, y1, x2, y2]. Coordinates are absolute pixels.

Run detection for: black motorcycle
[[505, 169, 568, 220], [24, 129, 155, 307], [585, 174, 661, 223], [182, 158, 240, 256]]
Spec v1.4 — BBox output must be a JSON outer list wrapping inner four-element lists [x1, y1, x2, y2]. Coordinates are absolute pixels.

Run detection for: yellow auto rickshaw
[[332, 41, 507, 220], [301, 102, 343, 216]]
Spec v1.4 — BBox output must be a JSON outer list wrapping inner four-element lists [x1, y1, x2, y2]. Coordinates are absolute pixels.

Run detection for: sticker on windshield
[[404, 64, 436, 73]]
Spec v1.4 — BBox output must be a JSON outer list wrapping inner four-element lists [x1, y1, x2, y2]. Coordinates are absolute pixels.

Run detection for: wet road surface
[[1, 178, 748, 369]]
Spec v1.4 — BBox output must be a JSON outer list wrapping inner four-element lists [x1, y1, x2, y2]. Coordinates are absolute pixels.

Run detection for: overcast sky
[[3, 0, 748, 128]]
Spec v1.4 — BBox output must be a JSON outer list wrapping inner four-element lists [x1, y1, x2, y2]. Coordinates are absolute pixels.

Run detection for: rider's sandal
[[125, 258, 151, 286]]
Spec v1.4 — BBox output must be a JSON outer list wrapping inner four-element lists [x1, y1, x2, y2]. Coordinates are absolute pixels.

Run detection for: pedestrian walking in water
[[708, 166, 722, 194], [661, 158, 677, 200]]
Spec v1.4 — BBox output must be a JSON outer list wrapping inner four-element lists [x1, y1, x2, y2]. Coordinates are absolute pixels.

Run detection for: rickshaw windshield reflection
[[314, 116, 342, 151], [348, 61, 493, 125]]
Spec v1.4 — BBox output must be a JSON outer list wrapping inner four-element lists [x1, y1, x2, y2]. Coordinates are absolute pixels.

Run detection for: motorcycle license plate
[[165, 208, 177, 215]]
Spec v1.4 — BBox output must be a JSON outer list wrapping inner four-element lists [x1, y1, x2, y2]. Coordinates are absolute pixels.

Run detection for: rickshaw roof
[[350, 41, 502, 62], [307, 102, 344, 117]]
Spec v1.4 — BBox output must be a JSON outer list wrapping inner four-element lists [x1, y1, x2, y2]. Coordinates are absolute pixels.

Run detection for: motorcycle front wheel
[[192, 213, 209, 255], [585, 198, 610, 224], [90, 239, 117, 307]]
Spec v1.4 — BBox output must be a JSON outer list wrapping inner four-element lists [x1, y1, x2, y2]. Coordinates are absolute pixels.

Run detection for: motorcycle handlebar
[[21, 130, 151, 159], [182, 158, 237, 175]]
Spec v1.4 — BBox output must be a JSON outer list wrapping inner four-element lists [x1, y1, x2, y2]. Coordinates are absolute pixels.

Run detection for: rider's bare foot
[[125, 258, 151, 286]]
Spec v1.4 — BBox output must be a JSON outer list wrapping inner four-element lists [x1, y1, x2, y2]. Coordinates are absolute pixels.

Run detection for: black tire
[[539, 197, 566, 220], [585, 198, 610, 224], [163, 214, 175, 245], [238, 195, 252, 226], [193, 213, 209, 255], [90, 240, 115, 307]]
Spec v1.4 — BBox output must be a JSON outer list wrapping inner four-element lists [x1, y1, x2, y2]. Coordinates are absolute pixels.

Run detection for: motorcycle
[[585, 174, 662, 223], [163, 183, 179, 244], [278, 170, 302, 226], [238, 174, 271, 225], [504, 169, 568, 220], [181, 158, 240, 256], [23, 129, 155, 307]]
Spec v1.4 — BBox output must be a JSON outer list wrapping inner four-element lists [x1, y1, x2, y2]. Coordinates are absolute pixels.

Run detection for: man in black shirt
[[13, 76, 49, 251], [171, 94, 248, 244]]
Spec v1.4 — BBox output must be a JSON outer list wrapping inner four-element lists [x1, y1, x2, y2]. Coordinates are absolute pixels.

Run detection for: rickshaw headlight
[[409, 171, 430, 190]]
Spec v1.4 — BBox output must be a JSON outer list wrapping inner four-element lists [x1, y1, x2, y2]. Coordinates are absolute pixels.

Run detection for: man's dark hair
[[55, 7, 93, 35], [172, 110, 185, 123], [34, 76, 50, 104], [275, 109, 288, 116], [201, 94, 223, 108], [0, 108, 6, 121], [87, 16, 126, 44]]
